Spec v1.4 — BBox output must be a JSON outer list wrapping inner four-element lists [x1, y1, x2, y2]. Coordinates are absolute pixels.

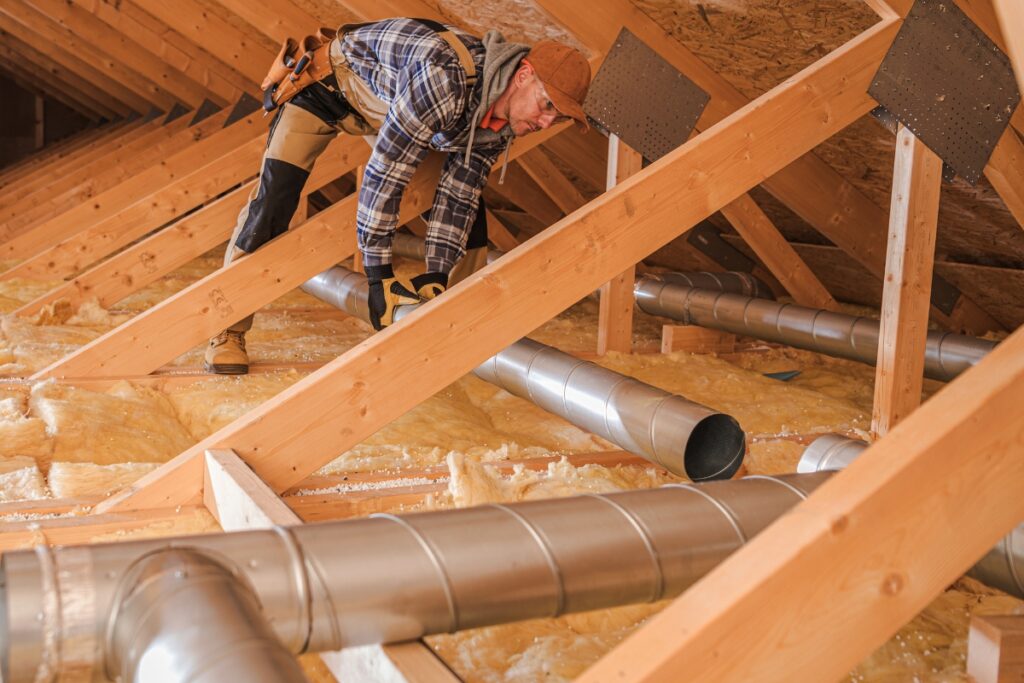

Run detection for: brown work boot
[[204, 329, 249, 375]]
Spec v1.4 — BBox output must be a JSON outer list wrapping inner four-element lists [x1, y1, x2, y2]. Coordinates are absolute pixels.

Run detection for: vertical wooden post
[[597, 134, 642, 355], [33, 95, 44, 150], [871, 125, 943, 437]]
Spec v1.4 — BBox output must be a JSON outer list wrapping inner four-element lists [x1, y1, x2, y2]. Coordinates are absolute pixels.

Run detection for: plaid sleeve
[[424, 146, 501, 274], [357, 61, 465, 269]]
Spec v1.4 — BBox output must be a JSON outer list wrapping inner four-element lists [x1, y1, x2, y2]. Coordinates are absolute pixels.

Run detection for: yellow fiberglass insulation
[[47, 461, 160, 499], [0, 456, 48, 501], [30, 380, 195, 464]]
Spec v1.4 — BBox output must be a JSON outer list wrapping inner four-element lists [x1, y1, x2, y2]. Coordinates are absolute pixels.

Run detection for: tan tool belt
[[260, 19, 478, 136]]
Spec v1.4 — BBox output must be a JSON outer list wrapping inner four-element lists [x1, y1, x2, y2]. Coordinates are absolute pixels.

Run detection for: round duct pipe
[[300, 266, 745, 481], [390, 234, 774, 300], [106, 549, 307, 683], [0, 473, 832, 681], [634, 279, 995, 382], [798, 434, 1024, 599]]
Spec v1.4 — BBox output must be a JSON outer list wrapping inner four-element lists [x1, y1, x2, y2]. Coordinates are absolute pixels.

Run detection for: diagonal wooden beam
[[993, 0, 1024, 95], [2, 134, 265, 282], [213, 0, 320, 43], [579, 311, 1024, 683], [0, 0, 173, 111], [984, 126, 1024, 230], [0, 121, 124, 188], [533, 0, 1003, 335], [90, 17, 900, 512], [0, 112, 204, 235], [24, 0, 216, 107], [72, 0, 248, 105], [489, 163, 564, 226], [33, 126, 566, 380], [0, 29, 130, 119], [0, 114, 268, 265], [13, 137, 369, 317], [517, 147, 589, 214], [719, 194, 838, 310], [130, 0, 273, 85], [871, 126, 942, 437]]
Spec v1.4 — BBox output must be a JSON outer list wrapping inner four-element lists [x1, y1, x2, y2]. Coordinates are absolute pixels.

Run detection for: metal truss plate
[[687, 222, 755, 272], [583, 27, 709, 163], [224, 92, 262, 127], [868, 0, 1020, 184]]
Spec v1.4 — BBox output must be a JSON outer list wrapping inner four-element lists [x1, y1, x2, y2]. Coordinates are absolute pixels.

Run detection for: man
[[204, 17, 591, 375]]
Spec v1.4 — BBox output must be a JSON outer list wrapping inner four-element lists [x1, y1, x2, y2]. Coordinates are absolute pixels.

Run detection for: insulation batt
[[0, 249, 1010, 681]]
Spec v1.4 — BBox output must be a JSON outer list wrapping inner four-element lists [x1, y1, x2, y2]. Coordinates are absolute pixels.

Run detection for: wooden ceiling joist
[[86, 16, 901, 512], [23, 0, 215, 108], [71, 0, 250, 105], [532, 0, 1003, 336], [0, 0, 172, 112]]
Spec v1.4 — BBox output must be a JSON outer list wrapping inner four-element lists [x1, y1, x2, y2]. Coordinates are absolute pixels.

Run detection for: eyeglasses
[[535, 82, 572, 124]]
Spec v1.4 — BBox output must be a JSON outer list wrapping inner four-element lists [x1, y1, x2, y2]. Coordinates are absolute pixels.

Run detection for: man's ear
[[514, 62, 535, 86]]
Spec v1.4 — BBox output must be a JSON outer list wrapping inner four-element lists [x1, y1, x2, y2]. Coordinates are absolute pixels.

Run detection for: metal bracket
[[583, 27, 710, 163], [868, 0, 1020, 184], [162, 102, 192, 125]]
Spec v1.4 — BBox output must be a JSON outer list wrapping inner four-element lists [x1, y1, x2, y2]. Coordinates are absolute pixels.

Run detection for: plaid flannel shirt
[[340, 18, 511, 274]]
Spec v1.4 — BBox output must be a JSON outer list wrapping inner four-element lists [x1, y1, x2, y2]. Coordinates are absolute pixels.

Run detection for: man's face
[[505, 66, 569, 137]]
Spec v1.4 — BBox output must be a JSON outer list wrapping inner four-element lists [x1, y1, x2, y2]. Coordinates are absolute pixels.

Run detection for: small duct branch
[[0, 472, 832, 682], [798, 434, 1024, 599], [634, 277, 995, 382], [300, 265, 745, 482]]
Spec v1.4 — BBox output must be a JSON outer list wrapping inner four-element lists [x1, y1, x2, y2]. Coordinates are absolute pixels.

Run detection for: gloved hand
[[411, 272, 448, 300], [367, 277, 419, 330]]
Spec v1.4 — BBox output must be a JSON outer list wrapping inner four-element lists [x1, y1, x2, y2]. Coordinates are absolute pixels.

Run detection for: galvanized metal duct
[[106, 549, 307, 683], [390, 234, 773, 300], [1, 472, 833, 682], [798, 434, 1024, 599], [300, 266, 745, 481], [634, 278, 996, 381]]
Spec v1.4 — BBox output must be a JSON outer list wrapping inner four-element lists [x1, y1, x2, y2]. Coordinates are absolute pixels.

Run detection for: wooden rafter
[[0, 60, 105, 121], [14, 136, 368, 317], [129, 0, 272, 85], [0, 121, 126, 191], [0, 114, 267, 265], [871, 126, 943, 437], [73, 0, 250, 104], [23, 0, 216, 108], [0, 0, 173, 111], [87, 17, 900, 512], [213, 0, 320, 43], [993, 0, 1024, 95], [0, 114, 198, 234], [0, 28, 131, 118]]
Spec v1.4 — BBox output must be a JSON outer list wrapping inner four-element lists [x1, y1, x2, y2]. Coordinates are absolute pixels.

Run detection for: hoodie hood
[[453, 30, 530, 166]]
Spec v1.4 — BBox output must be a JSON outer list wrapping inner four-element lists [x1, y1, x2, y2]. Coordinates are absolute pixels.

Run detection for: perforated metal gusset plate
[[868, 0, 1021, 184], [583, 27, 709, 163]]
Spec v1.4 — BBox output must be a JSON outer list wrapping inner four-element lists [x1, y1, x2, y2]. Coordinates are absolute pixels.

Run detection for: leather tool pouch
[[261, 27, 337, 114]]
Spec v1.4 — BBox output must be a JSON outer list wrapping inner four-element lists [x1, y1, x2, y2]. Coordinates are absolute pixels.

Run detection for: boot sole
[[203, 362, 249, 375]]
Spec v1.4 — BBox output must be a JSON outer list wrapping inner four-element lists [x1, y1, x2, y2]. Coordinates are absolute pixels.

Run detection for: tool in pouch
[[260, 20, 477, 123]]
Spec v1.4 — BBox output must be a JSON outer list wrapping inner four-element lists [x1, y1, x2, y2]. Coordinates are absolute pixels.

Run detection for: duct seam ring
[[663, 484, 748, 543], [372, 514, 461, 633], [32, 543, 61, 683], [742, 475, 811, 501], [587, 495, 666, 603], [491, 504, 567, 617], [270, 525, 314, 653]]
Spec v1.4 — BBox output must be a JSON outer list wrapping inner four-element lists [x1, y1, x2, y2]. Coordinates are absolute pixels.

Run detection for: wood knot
[[881, 572, 905, 596], [830, 515, 848, 535]]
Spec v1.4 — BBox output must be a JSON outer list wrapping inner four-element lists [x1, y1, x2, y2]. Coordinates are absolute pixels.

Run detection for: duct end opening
[[683, 414, 746, 482]]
